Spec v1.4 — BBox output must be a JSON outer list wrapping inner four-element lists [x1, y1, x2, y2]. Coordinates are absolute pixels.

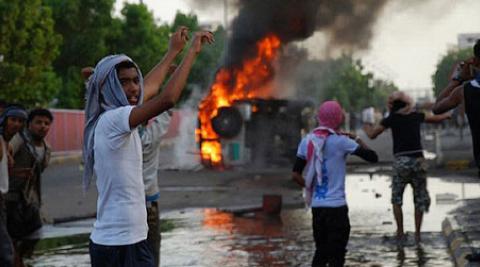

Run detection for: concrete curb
[[442, 217, 480, 267]]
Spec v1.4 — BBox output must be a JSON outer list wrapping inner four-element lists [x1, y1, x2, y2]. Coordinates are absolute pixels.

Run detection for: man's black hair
[[475, 39, 480, 58], [391, 100, 407, 113], [28, 108, 53, 125], [6, 103, 25, 110], [115, 61, 136, 73]]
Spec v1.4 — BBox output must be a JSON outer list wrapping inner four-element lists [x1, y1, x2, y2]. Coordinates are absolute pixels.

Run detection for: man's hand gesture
[[169, 26, 189, 54], [190, 31, 215, 54]]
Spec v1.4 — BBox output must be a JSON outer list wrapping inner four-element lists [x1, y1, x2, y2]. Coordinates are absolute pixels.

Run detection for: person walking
[[292, 100, 378, 267], [364, 92, 450, 243]]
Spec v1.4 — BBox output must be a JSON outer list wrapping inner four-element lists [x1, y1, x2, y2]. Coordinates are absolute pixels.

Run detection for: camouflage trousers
[[391, 156, 431, 213]]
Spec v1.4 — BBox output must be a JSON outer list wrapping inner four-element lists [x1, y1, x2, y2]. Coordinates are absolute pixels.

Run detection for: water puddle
[[28, 175, 480, 266]]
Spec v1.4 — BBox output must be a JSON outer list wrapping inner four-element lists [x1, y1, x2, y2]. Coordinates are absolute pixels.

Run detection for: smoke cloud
[[186, 0, 389, 67]]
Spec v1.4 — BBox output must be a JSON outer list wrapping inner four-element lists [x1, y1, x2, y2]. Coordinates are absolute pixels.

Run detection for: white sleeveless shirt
[[0, 136, 9, 194]]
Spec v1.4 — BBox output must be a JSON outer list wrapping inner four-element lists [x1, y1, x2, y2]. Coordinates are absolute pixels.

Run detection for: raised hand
[[190, 31, 215, 54], [169, 26, 189, 54]]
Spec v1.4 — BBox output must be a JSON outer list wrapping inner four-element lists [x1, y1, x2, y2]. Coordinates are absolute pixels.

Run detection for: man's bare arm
[[432, 85, 464, 115], [435, 58, 475, 108], [129, 31, 214, 129], [143, 27, 189, 102], [436, 80, 462, 104], [424, 112, 452, 123], [362, 123, 385, 139]]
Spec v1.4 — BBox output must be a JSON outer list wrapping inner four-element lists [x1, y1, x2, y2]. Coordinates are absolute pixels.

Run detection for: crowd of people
[[0, 26, 214, 267], [0, 22, 478, 267], [0, 103, 54, 267]]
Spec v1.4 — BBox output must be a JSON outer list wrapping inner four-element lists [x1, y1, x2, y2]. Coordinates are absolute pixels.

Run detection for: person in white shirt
[[83, 28, 213, 267], [140, 111, 171, 266]]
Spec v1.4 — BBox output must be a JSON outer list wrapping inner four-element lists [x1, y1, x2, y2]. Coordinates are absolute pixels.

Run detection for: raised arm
[[424, 112, 451, 123], [434, 58, 474, 111], [432, 85, 464, 115], [362, 123, 386, 139], [341, 132, 379, 163], [129, 31, 215, 128], [143, 27, 189, 102]]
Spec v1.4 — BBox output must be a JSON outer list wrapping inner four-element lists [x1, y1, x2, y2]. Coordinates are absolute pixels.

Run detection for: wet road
[[29, 174, 480, 266]]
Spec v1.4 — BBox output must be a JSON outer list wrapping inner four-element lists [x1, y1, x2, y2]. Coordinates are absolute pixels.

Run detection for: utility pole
[[223, 0, 230, 66]]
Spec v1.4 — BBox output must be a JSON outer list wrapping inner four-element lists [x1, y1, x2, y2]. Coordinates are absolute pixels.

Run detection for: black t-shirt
[[381, 112, 425, 157], [464, 81, 480, 167]]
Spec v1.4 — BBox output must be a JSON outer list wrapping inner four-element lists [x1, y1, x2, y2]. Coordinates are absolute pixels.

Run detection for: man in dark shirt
[[433, 39, 480, 178], [364, 93, 450, 243]]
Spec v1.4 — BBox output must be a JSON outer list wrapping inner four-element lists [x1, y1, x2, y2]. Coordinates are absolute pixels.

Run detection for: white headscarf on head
[[82, 54, 144, 191]]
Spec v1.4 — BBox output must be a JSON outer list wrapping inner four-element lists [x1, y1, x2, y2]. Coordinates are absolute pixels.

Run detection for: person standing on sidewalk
[[292, 100, 378, 267], [140, 63, 176, 267], [6, 108, 53, 266], [363, 92, 451, 243], [140, 111, 171, 266], [0, 106, 28, 267], [433, 39, 480, 177], [83, 27, 214, 267]]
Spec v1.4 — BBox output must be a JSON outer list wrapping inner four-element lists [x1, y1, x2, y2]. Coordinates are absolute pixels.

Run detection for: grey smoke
[[186, 0, 389, 67]]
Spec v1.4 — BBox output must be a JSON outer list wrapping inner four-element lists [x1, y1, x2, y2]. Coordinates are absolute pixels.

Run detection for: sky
[[115, 0, 480, 98]]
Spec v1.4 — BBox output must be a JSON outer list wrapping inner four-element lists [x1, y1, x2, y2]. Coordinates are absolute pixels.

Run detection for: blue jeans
[[89, 239, 155, 267]]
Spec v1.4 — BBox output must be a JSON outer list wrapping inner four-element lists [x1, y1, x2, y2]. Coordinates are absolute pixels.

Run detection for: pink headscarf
[[306, 100, 344, 160], [317, 100, 344, 130]]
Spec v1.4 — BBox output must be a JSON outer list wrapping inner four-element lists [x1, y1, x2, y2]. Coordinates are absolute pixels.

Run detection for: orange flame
[[198, 34, 281, 166]]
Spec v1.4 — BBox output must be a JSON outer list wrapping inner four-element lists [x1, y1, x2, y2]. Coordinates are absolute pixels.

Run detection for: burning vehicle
[[196, 35, 313, 167], [198, 98, 313, 167]]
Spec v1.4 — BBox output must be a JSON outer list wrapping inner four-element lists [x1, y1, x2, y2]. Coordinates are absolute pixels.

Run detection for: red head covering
[[317, 100, 344, 130]]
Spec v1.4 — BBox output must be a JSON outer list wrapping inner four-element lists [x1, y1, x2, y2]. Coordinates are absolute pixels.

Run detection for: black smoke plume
[[187, 0, 388, 67]]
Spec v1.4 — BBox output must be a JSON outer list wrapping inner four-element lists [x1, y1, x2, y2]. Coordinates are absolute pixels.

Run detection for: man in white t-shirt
[[83, 28, 213, 266]]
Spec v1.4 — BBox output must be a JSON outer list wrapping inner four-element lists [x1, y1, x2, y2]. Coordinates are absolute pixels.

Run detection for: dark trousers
[[89, 239, 154, 267], [146, 201, 161, 266], [311, 206, 350, 267], [0, 194, 14, 267]]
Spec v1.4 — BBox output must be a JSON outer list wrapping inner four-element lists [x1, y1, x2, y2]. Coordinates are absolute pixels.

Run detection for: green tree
[[171, 11, 200, 32], [432, 48, 471, 96], [45, 0, 116, 108], [295, 55, 397, 112], [0, 0, 61, 107], [112, 3, 170, 72]]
